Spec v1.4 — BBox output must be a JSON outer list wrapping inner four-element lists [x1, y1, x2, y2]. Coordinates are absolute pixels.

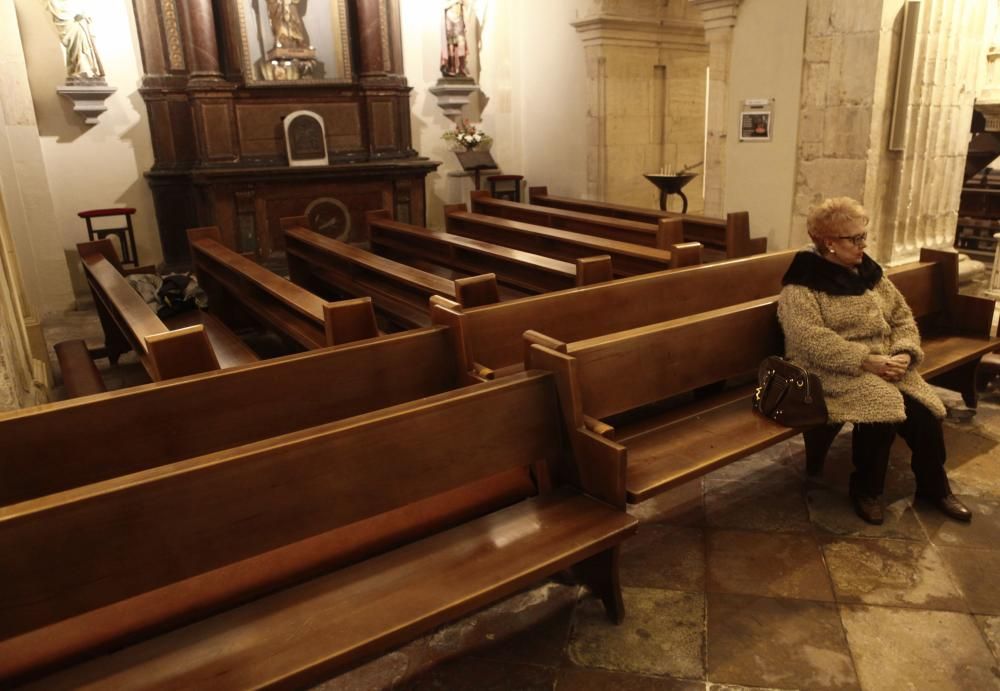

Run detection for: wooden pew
[[0, 326, 460, 507], [525, 248, 1000, 504], [284, 224, 502, 329], [431, 249, 798, 379], [367, 209, 613, 292], [79, 240, 258, 381], [528, 186, 766, 259], [52, 339, 107, 398], [470, 190, 685, 251], [2, 372, 637, 688], [444, 204, 702, 278], [188, 226, 378, 350]]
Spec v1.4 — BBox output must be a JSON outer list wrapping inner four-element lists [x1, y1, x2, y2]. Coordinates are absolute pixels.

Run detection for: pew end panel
[[669, 242, 703, 268], [322, 297, 379, 345], [656, 218, 684, 248], [454, 273, 501, 307], [528, 186, 548, 201], [429, 295, 482, 383], [575, 255, 614, 285], [145, 325, 221, 380], [53, 339, 106, 399], [724, 212, 753, 258]]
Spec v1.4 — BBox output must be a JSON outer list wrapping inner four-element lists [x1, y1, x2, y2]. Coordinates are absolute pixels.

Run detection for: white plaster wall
[[724, 0, 806, 250], [14, 0, 159, 288], [401, 0, 589, 228]]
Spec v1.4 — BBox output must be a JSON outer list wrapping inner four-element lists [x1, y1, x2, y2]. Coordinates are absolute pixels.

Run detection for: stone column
[[689, 0, 742, 216], [574, 4, 708, 210]]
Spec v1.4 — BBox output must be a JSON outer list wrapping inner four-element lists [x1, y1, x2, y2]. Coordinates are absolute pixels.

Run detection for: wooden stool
[[487, 174, 524, 202], [79, 207, 139, 267]]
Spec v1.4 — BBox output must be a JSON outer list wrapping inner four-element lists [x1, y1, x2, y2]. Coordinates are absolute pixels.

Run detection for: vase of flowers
[[442, 119, 492, 152]]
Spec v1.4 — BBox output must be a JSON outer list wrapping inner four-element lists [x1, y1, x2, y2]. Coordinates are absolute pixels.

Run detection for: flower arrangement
[[442, 119, 492, 151]]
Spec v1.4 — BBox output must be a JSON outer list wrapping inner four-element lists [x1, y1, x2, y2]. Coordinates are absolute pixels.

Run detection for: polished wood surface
[[188, 226, 378, 349], [431, 250, 798, 377], [444, 206, 699, 277], [52, 340, 106, 399], [78, 240, 253, 380], [470, 191, 684, 250], [4, 373, 636, 686], [522, 250, 1000, 503], [528, 186, 766, 259], [0, 327, 458, 506], [367, 210, 610, 292]]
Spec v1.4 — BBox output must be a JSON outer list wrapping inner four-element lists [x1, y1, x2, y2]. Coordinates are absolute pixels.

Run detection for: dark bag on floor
[[752, 356, 828, 428]]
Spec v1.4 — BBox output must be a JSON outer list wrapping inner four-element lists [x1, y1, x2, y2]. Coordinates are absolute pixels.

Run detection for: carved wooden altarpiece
[[130, 0, 438, 265]]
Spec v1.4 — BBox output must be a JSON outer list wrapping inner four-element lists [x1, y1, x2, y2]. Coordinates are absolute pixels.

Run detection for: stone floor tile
[[917, 494, 1000, 549], [805, 485, 927, 540], [395, 655, 557, 690], [629, 479, 704, 527], [706, 593, 858, 690], [840, 605, 1000, 690], [471, 599, 575, 668], [704, 477, 812, 533], [821, 537, 966, 611], [976, 615, 1000, 661], [567, 588, 704, 679], [702, 443, 801, 484], [942, 426, 1000, 498], [937, 546, 1000, 615], [554, 666, 704, 690], [620, 524, 705, 592], [706, 529, 833, 602]]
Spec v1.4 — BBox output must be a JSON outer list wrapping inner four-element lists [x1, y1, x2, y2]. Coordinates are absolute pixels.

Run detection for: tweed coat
[[776, 250, 946, 424]]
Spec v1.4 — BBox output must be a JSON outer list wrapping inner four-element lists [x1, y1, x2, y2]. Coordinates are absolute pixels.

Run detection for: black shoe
[[916, 493, 973, 522], [851, 493, 884, 525]]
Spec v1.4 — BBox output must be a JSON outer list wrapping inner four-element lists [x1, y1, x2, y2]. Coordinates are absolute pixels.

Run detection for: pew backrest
[[0, 326, 460, 505], [432, 249, 798, 377]]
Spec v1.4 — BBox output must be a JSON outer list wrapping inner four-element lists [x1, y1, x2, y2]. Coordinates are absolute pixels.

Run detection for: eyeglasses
[[834, 232, 868, 247]]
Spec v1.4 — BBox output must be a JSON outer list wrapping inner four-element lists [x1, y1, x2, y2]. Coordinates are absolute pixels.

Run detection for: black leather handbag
[[752, 356, 828, 428]]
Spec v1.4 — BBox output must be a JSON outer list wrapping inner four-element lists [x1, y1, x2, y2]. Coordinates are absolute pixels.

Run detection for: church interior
[[2, 0, 1000, 688]]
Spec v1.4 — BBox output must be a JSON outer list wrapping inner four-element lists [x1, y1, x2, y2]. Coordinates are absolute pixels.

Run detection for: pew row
[[470, 190, 685, 251], [431, 249, 798, 379], [52, 339, 107, 398], [528, 186, 766, 259], [0, 326, 462, 507], [283, 223, 502, 329], [188, 226, 378, 350], [79, 239, 258, 381], [2, 372, 637, 688], [367, 209, 613, 292], [444, 204, 702, 277], [524, 249, 1000, 504]]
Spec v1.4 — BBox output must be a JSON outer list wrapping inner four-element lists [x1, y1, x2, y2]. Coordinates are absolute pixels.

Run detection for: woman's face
[[822, 222, 867, 268]]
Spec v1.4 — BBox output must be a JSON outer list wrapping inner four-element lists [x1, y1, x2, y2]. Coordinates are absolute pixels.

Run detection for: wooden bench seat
[[528, 186, 766, 259], [284, 224, 502, 329], [367, 209, 613, 292], [79, 240, 258, 381], [444, 205, 702, 277], [525, 249, 1000, 504], [3, 372, 637, 687], [189, 226, 378, 350], [431, 249, 798, 379], [470, 190, 685, 252]]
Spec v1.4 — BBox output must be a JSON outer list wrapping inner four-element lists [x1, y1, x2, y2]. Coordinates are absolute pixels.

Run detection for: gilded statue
[[266, 0, 311, 51], [45, 0, 105, 81]]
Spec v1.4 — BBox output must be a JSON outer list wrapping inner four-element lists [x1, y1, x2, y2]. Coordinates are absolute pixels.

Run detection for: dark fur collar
[[781, 250, 883, 296]]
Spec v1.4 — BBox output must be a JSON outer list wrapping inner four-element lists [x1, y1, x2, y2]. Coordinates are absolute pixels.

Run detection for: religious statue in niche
[[46, 0, 105, 82], [441, 0, 469, 77], [262, 0, 317, 80], [46, 0, 116, 126]]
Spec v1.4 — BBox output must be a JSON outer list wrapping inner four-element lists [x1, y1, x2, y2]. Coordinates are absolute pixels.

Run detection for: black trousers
[[850, 394, 951, 499]]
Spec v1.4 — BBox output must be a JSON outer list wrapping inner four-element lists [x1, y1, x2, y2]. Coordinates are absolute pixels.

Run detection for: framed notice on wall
[[739, 111, 772, 141]]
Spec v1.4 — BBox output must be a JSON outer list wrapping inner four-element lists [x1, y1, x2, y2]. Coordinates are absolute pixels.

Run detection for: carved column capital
[[688, 0, 742, 37]]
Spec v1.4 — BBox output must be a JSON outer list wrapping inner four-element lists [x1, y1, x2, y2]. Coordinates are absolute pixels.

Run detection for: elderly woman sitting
[[777, 197, 971, 525]]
